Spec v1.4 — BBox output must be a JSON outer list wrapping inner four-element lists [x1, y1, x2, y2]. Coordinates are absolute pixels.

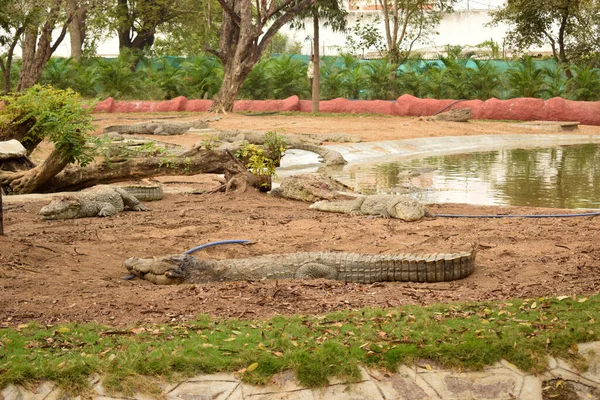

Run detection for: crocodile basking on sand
[[310, 194, 430, 221], [125, 248, 476, 285], [104, 119, 209, 135], [39, 185, 150, 219], [271, 173, 356, 202]]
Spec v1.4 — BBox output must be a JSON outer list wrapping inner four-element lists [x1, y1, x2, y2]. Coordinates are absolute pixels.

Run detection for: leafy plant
[[469, 60, 503, 100], [40, 57, 76, 90], [153, 58, 187, 100], [505, 57, 549, 98], [236, 141, 279, 180], [239, 57, 273, 100], [362, 60, 399, 100], [566, 64, 600, 101], [0, 85, 96, 165], [262, 131, 287, 163], [181, 56, 223, 99], [94, 50, 143, 99], [266, 55, 310, 99]]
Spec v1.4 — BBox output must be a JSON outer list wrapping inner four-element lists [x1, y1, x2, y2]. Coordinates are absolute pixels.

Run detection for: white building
[[278, 0, 512, 57], [49, 0, 517, 58]]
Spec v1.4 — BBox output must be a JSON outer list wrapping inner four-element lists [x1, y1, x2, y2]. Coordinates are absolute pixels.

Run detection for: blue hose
[[184, 240, 251, 254], [435, 212, 600, 219]]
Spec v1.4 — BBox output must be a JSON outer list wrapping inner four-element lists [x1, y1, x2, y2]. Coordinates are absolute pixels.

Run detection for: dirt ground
[[1, 113, 600, 327]]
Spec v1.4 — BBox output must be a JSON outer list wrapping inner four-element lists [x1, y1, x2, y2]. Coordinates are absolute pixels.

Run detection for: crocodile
[[104, 119, 209, 135], [309, 194, 429, 221], [425, 108, 472, 122], [124, 248, 476, 285], [39, 185, 150, 219], [271, 173, 356, 202]]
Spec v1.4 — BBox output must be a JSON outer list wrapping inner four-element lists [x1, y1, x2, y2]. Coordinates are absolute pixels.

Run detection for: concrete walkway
[[3, 341, 600, 400], [324, 133, 600, 164]]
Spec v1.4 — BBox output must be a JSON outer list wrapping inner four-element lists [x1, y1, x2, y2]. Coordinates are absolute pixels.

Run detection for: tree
[[16, 1, 81, 91], [208, 0, 317, 113], [291, 0, 347, 112], [67, 0, 87, 60], [376, 0, 455, 65], [490, 0, 600, 76], [153, 0, 222, 57], [0, 1, 28, 93]]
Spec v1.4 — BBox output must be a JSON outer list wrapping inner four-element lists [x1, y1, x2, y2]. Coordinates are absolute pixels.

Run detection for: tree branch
[[216, 0, 241, 25]]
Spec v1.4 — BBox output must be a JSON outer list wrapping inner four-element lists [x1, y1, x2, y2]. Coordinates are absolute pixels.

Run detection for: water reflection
[[327, 144, 600, 209]]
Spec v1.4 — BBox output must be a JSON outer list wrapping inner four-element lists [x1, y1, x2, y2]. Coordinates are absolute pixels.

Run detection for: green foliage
[[239, 58, 273, 100], [505, 57, 548, 98], [93, 51, 143, 99], [1, 295, 599, 394], [26, 52, 600, 102], [236, 142, 278, 180], [40, 58, 76, 90], [469, 61, 503, 100], [0, 85, 96, 166], [266, 55, 310, 99], [566, 65, 600, 101], [362, 60, 399, 100], [152, 58, 187, 100], [180, 56, 223, 99], [262, 131, 288, 162], [235, 132, 287, 182]]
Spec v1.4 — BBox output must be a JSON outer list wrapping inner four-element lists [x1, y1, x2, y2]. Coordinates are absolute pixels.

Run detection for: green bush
[[0, 85, 96, 165], [30, 53, 600, 102]]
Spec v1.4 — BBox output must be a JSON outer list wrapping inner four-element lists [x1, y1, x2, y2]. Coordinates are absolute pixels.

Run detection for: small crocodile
[[124, 249, 476, 284], [39, 185, 149, 219], [310, 194, 429, 221], [104, 119, 209, 135]]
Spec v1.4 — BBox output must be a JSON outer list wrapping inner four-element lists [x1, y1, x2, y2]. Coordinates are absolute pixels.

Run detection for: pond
[[278, 143, 600, 209]]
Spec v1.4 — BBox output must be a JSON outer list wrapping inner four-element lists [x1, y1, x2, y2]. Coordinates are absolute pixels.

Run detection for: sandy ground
[[1, 113, 600, 327]]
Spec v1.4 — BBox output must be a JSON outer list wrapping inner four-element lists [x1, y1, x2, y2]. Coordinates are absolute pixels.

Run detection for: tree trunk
[[0, 187, 4, 235], [209, 59, 251, 113], [0, 27, 23, 94], [68, 0, 86, 60], [36, 147, 239, 193], [1, 147, 70, 194], [17, 3, 72, 91], [312, 13, 320, 113]]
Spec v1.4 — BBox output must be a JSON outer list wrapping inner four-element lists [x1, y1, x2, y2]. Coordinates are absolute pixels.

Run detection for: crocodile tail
[[119, 185, 164, 201], [309, 200, 354, 213]]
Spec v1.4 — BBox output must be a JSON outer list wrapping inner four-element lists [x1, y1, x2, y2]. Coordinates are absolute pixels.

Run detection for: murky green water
[[328, 143, 600, 209]]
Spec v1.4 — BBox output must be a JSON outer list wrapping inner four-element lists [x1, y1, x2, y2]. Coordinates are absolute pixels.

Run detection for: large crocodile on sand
[[125, 249, 476, 285], [39, 185, 150, 219], [310, 194, 430, 221], [104, 119, 209, 135]]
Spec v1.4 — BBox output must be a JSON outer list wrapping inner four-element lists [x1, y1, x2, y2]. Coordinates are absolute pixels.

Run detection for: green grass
[[1, 295, 599, 396]]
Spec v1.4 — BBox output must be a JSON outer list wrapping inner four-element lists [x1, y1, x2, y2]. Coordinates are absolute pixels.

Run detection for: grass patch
[[1, 295, 599, 395]]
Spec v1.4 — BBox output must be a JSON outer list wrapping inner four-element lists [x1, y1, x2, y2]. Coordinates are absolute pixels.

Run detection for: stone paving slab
[[3, 341, 600, 400]]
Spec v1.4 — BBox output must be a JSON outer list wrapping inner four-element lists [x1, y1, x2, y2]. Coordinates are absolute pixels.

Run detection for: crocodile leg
[[295, 263, 338, 279], [97, 203, 118, 217], [349, 196, 368, 216], [114, 188, 150, 211]]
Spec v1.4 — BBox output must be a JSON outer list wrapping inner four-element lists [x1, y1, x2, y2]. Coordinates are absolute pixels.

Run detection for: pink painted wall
[[93, 95, 600, 125]]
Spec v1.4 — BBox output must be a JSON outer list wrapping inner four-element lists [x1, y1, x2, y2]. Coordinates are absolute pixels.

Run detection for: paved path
[[3, 341, 600, 400]]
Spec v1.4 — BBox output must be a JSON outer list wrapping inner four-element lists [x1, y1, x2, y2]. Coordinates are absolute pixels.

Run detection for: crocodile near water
[[310, 194, 430, 221], [124, 249, 476, 285], [39, 185, 150, 219]]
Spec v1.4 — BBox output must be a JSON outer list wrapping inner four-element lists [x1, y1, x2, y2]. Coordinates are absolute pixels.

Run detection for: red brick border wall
[[93, 94, 600, 125]]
